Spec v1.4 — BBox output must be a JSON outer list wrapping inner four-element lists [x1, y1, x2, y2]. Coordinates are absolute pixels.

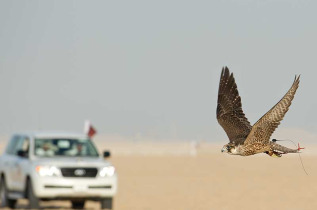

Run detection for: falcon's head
[[221, 143, 240, 155]]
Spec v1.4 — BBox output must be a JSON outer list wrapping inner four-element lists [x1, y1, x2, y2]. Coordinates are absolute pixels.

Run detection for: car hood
[[32, 157, 112, 168]]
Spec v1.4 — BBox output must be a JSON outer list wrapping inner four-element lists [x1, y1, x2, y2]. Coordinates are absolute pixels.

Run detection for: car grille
[[60, 167, 98, 178]]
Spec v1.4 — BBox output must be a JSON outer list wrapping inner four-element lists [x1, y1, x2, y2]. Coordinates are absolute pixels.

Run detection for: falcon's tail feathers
[[271, 143, 299, 154]]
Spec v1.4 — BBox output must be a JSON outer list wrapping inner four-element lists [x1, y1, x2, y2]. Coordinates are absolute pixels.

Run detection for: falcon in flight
[[217, 67, 303, 157]]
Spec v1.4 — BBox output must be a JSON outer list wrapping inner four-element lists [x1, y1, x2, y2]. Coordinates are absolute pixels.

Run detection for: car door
[[3, 135, 21, 190], [10, 136, 30, 191]]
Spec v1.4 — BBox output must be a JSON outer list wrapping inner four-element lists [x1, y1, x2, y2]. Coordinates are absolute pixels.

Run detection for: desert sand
[[3, 140, 317, 210]]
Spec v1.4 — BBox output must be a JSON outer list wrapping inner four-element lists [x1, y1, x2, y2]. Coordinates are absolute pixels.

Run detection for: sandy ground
[[2, 141, 317, 210]]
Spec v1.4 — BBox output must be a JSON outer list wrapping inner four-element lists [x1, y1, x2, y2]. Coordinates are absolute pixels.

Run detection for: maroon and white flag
[[84, 120, 97, 138]]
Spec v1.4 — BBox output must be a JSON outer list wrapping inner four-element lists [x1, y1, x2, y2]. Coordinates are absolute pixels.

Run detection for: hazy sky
[[0, 0, 316, 142]]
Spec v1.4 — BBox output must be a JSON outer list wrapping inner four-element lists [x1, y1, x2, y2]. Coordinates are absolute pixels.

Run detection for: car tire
[[0, 176, 17, 208], [26, 179, 40, 209], [100, 197, 113, 209], [71, 200, 85, 209]]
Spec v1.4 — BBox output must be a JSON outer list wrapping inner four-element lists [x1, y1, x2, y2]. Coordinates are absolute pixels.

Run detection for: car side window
[[13, 136, 30, 157], [6, 135, 20, 155]]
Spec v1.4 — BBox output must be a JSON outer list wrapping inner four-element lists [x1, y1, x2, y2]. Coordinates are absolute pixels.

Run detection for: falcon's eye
[[226, 146, 230, 150]]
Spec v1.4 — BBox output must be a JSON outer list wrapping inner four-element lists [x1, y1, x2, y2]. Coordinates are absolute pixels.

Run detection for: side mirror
[[103, 150, 111, 158], [17, 150, 28, 158]]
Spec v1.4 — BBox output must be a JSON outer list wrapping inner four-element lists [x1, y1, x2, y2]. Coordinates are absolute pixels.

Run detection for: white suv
[[0, 132, 117, 209]]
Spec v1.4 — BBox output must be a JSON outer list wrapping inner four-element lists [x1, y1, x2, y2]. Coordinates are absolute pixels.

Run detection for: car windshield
[[34, 138, 99, 157]]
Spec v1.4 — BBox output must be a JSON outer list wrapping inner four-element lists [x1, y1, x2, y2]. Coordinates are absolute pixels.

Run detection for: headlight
[[99, 166, 115, 177], [36, 166, 61, 177]]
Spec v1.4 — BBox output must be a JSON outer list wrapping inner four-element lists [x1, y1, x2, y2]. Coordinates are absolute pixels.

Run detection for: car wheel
[[26, 179, 40, 209], [100, 198, 113, 209], [71, 200, 85, 209], [0, 176, 17, 208]]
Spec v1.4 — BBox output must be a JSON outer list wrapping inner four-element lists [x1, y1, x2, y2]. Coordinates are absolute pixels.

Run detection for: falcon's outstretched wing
[[217, 67, 252, 145], [244, 75, 300, 146]]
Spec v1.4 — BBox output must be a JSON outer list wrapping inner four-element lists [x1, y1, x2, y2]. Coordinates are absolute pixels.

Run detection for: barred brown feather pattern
[[270, 142, 298, 154], [217, 67, 252, 145], [244, 75, 300, 146]]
